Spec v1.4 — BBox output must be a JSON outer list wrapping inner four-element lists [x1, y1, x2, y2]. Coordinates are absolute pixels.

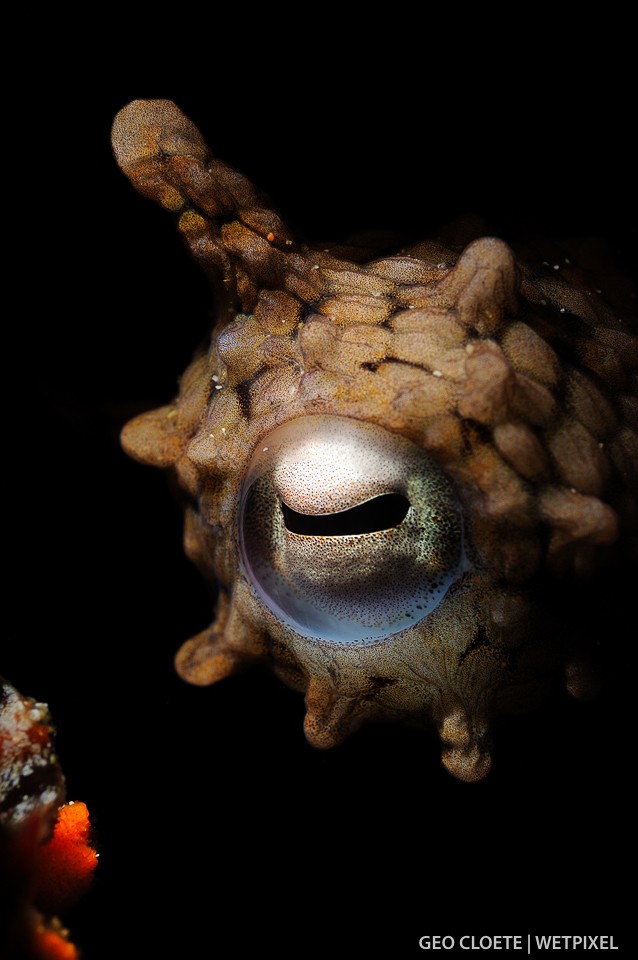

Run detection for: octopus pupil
[[280, 494, 410, 537]]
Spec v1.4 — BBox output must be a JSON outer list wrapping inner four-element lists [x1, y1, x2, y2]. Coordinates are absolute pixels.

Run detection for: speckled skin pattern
[[112, 99, 637, 781], [0, 679, 65, 833]]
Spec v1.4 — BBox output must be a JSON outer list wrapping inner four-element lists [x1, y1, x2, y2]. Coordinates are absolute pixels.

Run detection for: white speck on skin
[[39, 788, 59, 807], [560, 307, 566, 313], [215, 385, 223, 390], [263, 447, 269, 452], [432, 369, 442, 377], [221, 427, 226, 434], [212, 374, 219, 382]]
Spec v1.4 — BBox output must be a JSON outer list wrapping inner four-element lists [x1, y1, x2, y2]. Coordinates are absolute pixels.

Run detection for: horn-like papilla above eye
[[238, 416, 465, 644]]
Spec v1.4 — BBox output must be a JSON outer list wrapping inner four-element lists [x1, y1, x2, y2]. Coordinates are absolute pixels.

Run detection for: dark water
[[4, 67, 635, 959]]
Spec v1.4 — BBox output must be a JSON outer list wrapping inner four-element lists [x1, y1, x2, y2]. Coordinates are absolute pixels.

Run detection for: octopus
[[111, 99, 637, 783]]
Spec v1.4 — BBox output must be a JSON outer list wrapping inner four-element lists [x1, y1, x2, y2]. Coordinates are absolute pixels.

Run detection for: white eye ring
[[239, 415, 465, 645]]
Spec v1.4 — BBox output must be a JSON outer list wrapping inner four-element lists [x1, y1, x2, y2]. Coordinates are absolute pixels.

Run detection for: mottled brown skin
[[112, 99, 637, 782]]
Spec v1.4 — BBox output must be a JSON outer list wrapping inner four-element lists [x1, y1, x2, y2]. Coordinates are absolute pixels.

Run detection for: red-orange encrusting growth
[[35, 802, 98, 913], [31, 924, 79, 960]]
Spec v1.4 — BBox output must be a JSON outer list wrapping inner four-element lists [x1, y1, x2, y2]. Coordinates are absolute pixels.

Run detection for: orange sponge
[[31, 922, 79, 960], [35, 802, 98, 913]]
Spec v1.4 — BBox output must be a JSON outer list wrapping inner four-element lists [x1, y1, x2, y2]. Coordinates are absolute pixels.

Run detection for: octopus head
[[112, 99, 637, 781]]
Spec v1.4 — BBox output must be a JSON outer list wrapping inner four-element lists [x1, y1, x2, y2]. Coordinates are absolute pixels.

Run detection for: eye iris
[[238, 416, 464, 645]]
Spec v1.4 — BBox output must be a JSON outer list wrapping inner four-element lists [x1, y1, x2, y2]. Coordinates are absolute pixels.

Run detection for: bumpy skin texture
[[0, 679, 65, 833], [113, 99, 637, 782]]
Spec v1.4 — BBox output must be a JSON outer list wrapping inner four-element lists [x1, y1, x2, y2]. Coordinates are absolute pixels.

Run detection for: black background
[[4, 32, 635, 960]]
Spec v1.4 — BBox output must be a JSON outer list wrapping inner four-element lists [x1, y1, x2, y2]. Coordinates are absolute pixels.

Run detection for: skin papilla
[[112, 99, 637, 782]]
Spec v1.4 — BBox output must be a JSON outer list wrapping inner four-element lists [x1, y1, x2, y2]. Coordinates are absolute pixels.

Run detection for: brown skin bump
[[113, 100, 637, 782], [457, 342, 516, 427], [493, 422, 550, 482]]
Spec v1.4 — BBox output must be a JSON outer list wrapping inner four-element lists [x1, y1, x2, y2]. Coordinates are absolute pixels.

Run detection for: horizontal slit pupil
[[281, 494, 410, 536]]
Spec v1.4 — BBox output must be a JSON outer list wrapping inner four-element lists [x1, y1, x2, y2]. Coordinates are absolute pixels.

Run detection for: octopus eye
[[238, 416, 465, 644]]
